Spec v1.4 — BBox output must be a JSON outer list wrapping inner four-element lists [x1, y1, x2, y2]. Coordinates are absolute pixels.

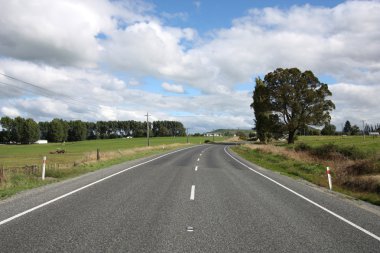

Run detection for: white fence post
[[42, 156, 46, 180], [326, 166, 332, 190]]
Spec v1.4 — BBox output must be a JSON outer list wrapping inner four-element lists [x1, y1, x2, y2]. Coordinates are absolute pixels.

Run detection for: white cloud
[[1, 1, 380, 131], [161, 82, 185, 93], [0, 107, 20, 118], [194, 1, 201, 10], [0, 0, 154, 67], [330, 83, 380, 127]]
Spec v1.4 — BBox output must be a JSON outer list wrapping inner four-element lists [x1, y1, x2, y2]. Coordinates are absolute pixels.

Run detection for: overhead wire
[[0, 72, 101, 115]]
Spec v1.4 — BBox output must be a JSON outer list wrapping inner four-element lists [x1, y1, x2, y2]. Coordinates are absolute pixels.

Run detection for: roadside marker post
[[326, 167, 332, 190], [42, 156, 46, 180]]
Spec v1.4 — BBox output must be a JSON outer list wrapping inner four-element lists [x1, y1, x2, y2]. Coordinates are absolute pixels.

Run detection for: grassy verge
[[232, 145, 380, 205]]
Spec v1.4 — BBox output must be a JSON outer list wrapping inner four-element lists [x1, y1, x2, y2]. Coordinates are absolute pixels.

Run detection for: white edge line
[[0, 146, 197, 226], [224, 146, 380, 242], [190, 185, 195, 200]]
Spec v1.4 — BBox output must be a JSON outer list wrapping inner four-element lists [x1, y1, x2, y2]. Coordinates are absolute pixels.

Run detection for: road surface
[[0, 144, 379, 252]]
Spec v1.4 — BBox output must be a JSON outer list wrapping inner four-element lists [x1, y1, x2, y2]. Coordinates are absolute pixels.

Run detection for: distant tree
[[343, 121, 352, 135], [0, 117, 39, 144], [261, 68, 335, 144], [38, 122, 49, 140], [68, 120, 87, 141], [321, 124, 336, 136], [20, 118, 40, 144], [0, 116, 13, 143], [11, 117, 25, 143], [48, 118, 65, 142], [86, 122, 98, 140], [351, 125, 360, 135]]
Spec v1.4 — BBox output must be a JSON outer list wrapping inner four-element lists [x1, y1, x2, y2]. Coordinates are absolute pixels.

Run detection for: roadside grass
[[288, 136, 380, 156], [232, 145, 328, 187], [232, 142, 380, 206], [0, 136, 225, 199]]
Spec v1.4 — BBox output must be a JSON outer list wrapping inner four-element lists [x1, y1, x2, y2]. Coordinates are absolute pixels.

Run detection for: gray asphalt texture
[[0, 144, 379, 252]]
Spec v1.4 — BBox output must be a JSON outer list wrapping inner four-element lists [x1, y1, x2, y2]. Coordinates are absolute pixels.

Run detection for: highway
[[0, 144, 379, 252]]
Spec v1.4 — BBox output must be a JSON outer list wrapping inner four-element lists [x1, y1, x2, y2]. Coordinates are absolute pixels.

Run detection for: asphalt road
[[0, 144, 379, 252]]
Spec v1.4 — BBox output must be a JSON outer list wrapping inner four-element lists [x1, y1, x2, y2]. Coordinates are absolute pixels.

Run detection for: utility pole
[[362, 120, 365, 139], [145, 112, 151, 146], [186, 128, 190, 143]]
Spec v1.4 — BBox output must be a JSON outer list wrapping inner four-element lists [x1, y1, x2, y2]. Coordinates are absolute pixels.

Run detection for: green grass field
[[0, 136, 224, 199], [293, 136, 380, 155], [0, 136, 223, 168]]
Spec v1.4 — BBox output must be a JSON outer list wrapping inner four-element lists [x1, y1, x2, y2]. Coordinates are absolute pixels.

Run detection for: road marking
[[197, 158, 200, 161], [187, 226, 194, 232], [200, 153, 202, 156], [190, 185, 195, 200], [224, 146, 380, 242], [0, 146, 198, 227], [195, 166, 198, 171]]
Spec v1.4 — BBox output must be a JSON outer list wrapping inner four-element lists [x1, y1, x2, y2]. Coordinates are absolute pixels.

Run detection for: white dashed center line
[[190, 185, 195, 200], [195, 166, 198, 171]]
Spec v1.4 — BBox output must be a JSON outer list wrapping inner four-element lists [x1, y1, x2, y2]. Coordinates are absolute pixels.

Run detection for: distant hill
[[207, 129, 254, 136]]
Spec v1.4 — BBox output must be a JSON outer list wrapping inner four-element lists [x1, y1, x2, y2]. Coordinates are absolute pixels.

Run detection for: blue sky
[[0, 0, 379, 132], [153, 0, 344, 31]]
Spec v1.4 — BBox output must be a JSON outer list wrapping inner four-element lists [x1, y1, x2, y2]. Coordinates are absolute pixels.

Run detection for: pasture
[[294, 135, 380, 155], [0, 136, 222, 168]]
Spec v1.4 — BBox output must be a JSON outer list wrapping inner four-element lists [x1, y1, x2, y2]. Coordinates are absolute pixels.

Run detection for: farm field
[[0, 136, 223, 168], [294, 135, 380, 155], [0, 136, 225, 199]]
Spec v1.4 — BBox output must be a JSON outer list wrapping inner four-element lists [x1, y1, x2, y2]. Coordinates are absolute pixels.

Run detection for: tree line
[[0, 116, 186, 144]]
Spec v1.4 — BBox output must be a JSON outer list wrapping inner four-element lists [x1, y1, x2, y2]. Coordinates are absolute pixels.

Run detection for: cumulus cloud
[[1, 0, 380, 131], [330, 83, 380, 126], [0, 0, 154, 67], [161, 82, 185, 93]]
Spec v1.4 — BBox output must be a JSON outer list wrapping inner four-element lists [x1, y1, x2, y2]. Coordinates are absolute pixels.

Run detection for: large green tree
[[257, 68, 335, 144], [251, 78, 273, 143]]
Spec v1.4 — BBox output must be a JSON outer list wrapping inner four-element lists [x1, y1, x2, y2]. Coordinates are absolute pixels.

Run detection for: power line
[[0, 72, 101, 115]]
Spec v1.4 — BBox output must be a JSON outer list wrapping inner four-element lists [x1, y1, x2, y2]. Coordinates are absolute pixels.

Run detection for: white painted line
[[197, 158, 200, 162], [190, 185, 195, 200], [0, 146, 197, 227], [224, 146, 380, 242], [195, 166, 198, 171], [200, 153, 202, 156]]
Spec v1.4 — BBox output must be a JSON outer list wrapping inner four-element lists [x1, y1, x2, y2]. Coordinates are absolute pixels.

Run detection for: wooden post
[[97, 148, 100, 161], [0, 165, 4, 183], [42, 156, 46, 180]]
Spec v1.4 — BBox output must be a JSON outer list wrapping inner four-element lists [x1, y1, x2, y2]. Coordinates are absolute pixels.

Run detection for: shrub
[[204, 140, 211, 143], [342, 177, 380, 194], [337, 146, 366, 160], [295, 142, 311, 152], [311, 143, 338, 158]]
